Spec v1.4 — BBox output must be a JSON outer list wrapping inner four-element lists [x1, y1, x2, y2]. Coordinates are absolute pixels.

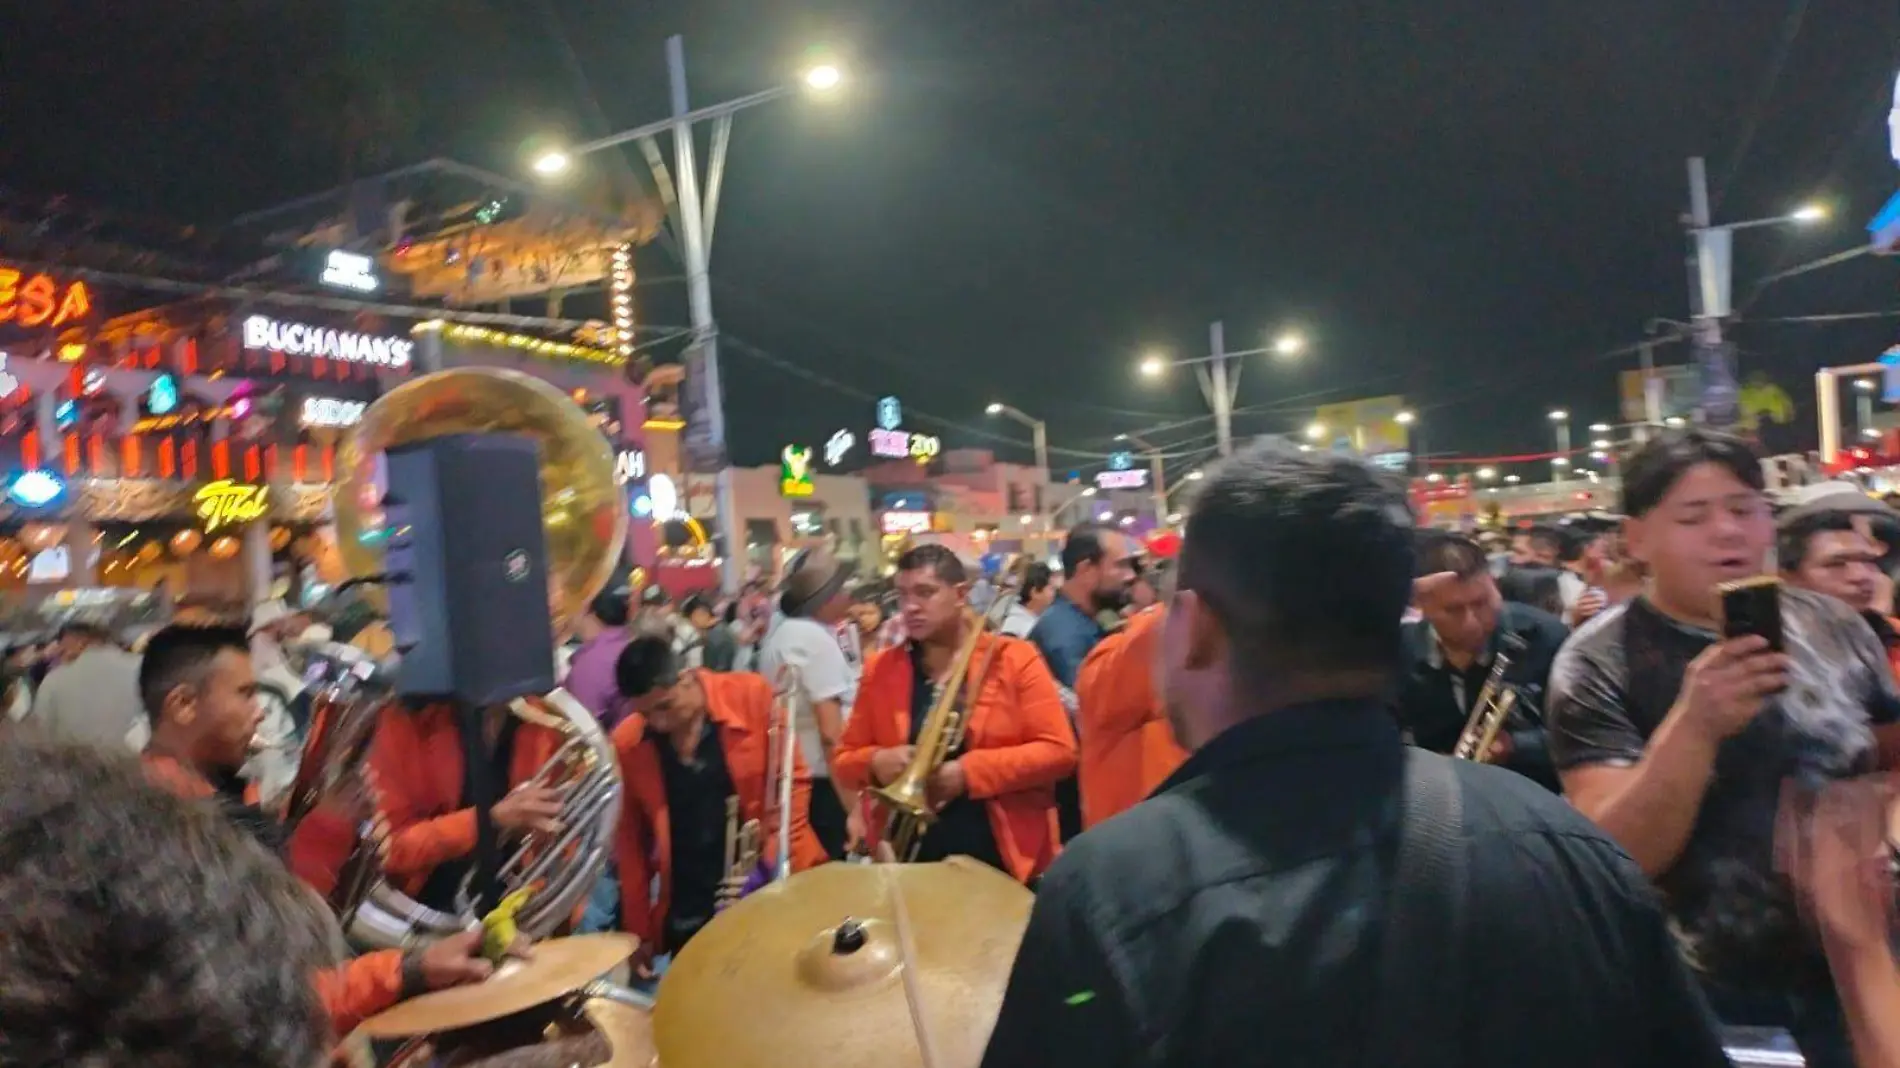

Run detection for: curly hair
[[0, 736, 331, 1068]]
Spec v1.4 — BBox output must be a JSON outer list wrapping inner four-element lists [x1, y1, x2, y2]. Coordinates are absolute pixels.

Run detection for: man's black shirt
[[655, 721, 735, 950], [907, 643, 1004, 872], [979, 700, 1726, 1068], [1397, 601, 1568, 791]]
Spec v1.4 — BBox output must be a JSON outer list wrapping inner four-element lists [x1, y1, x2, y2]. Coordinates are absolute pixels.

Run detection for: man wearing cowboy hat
[[759, 547, 862, 858]]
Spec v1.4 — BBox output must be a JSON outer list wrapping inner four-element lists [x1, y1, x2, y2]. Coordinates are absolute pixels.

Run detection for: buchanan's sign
[[243, 315, 413, 368]]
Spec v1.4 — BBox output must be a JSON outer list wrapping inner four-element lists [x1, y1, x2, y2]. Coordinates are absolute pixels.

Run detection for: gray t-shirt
[[759, 616, 858, 779]]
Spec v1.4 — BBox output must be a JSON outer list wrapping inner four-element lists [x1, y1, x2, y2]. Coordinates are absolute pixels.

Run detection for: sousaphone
[[289, 366, 628, 950]]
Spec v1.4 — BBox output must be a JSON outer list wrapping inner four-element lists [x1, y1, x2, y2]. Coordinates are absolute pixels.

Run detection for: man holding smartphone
[[1548, 429, 1900, 1068]]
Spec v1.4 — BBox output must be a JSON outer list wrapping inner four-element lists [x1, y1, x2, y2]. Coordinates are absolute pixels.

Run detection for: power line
[[1711, 0, 1812, 212]]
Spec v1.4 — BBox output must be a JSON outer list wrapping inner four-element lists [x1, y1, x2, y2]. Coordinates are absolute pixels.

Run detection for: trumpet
[[718, 797, 763, 910], [1452, 631, 1527, 763], [873, 561, 1025, 862]]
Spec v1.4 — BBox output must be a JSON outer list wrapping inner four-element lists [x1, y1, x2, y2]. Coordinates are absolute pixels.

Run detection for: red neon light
[[22, 429, 38, 470], [212, 439, 231, 480], [61, 433, 77, 476], [159, 438, 176, 478], [0, 266, 92, 329]]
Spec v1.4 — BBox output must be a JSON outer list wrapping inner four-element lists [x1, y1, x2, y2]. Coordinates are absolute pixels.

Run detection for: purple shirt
[[566, 627, 631, 729]]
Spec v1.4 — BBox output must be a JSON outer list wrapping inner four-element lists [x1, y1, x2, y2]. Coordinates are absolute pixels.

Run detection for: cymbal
[[653, 859, 1033, 1068], [582, 997, 658, 1068], [359, 933, 638, 1039]]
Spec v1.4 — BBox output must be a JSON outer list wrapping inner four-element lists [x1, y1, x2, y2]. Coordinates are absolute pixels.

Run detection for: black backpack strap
[[1368, 750, 1468, 1068]]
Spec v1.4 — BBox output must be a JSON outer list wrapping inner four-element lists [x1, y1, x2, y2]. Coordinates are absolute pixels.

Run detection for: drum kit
[[323, 371, 1036, 1068], [356, 860, 1033, 1068]]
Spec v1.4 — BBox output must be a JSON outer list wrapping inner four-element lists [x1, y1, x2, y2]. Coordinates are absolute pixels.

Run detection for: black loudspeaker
[[381, 433, 555, 706]]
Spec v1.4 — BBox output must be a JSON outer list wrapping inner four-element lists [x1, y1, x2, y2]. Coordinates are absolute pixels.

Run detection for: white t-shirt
[[759, 615, 858, 780]]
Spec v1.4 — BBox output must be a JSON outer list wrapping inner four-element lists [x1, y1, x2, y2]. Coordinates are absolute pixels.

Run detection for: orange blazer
[[1076, 607, 1188, 829], [611, 670, 829, 954], [833, 634, 1078, 884], [141, 753, 406, 1039], [369, 702, 570, 893]]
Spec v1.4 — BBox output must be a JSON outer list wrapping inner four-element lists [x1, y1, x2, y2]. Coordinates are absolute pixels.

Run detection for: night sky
[[4, 1, 1899, 476]]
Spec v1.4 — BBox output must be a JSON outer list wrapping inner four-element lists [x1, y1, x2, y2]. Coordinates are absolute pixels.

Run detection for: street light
[[1547, 409, 1569, 422], [1588, 422, 1611, 433], [1790, 204, 1828, 224], [1186, 470, 1205, 481], [1665, 416, 1687, 428], [1476, 467, 1497, 481], [1504, 474, 1521, 484], [1591, 438, 1612, 450], [1305, 421, 1326, 441], [523, 36, 850, 594], [987, 402, 1051, 537], [1135, 322, 1312, 457], [1394, 410, 1416, 426]]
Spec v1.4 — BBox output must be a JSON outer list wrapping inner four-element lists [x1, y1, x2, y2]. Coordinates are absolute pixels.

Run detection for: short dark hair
[[1415, 532, 1489, 579], [1019, 562, 1054, 604], [1517, 525, 1563, 557], [1498, 565, 1565, 616], [615, 635, 682, 699], [681, 592, 717, 619], [1178, 443, 1414, 677], [138, 624, 250, 724], [1778, 510, 1860, 570], [0, 737, 331, 1067], [1059, 523, 1117, 577], [1620, 428, 1764, 517], [589, 586, 631, 628], [896, 544, 966, 585]]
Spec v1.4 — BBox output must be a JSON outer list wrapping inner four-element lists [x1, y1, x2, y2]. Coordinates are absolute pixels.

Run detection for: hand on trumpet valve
[[870, 745, 915, 787], [492, 784, 564, 837], [1486, 734, 1514, 763], [924, 759, 968, 812], [845, 806, 868, 853]]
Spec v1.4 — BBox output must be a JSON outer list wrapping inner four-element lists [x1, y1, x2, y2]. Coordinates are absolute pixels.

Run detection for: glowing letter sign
[[0, 266, 92, 329], [194, 479, 270, 531], [825, 429, 855, 467], [243, 315, 413, 368], [320, 250, 380, 293], [881, 511, 933, 535], [300, 396, 367, 429], [614, 449, 647, 485]]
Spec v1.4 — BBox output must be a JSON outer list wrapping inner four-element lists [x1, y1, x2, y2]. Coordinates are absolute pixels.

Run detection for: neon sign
[[881, 511, 933, 535], [825, 429, 855, 467], [320, 250, 380, 293], [0, 356, 19, 400], [148, 374, 179, 415], [1094, 469, 1148, 490], [0, 267, 92, 329], [243, 315, 413, 367], [300, 396, 366, 428], [780, 444, 815, 498], [869, 428, 942, 462], [194, 479, 270, 531], [7, 470, 63, 507], [615, 449, 647, 484]]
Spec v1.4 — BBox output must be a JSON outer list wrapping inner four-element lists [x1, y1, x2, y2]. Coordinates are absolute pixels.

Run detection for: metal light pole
[[1139, 322, 1306, 459], [986, 402, 1051, 537], [532, 38, 842, 595], [1548, 409, 1571, 482]]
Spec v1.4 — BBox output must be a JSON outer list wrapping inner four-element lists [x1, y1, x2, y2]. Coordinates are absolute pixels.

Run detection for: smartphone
[[1718, 575, 1784, 653]]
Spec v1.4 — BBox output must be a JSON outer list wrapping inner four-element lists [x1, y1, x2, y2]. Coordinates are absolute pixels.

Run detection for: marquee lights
[[194, 479, 270, 532], [610, 244, 636, 361], [411, 319, 624, 368], [244, 315, 413, 368], [0, 266, 92, 329]]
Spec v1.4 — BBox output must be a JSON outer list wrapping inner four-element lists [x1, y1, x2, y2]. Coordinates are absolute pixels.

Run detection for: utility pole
[[667, 36, 745, 594], [1204, 321, 1235, 457], [1686, 156, 1738, 427], [1149, 450, 1168, 525]]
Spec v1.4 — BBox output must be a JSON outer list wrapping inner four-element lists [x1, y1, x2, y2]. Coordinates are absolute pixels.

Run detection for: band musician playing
[[1075, 605, 1187, 829], [833, 545, 1077, 884], [1400, 532, 1570, 792], [610, 635, 829, 974], [136, 624, 497, 1040]]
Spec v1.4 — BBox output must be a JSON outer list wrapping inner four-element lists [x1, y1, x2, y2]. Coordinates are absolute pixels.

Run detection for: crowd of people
[[3, 428, 1900, 1067]]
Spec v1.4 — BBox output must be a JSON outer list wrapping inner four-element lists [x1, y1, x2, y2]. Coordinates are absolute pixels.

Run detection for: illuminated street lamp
[[1306, 421, 1327, 442], [1136, 323, 1313, 457], [1186, 470, 1205, 481], [987, 402, 1050, 533], [1588, 422, 1611, 433], [1476, 467, 1497, 481], [1394, 410, 1416, 426], [1504, 474, 1522, 484]]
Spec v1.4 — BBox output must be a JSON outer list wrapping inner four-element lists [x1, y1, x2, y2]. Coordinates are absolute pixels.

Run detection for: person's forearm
[[1826, 934, 1900, 1068], [1571, 712, 1719, 877]]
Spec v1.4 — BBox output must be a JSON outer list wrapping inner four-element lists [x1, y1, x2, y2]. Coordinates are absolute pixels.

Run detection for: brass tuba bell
[[306, 366, 628, 949]]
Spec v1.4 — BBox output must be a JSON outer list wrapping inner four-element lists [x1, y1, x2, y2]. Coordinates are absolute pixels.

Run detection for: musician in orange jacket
[[135, 624, 495, 1038], [833, 545, 1078, 884], [610, 635, 829, 966], [1075, 606, 1189, 829]]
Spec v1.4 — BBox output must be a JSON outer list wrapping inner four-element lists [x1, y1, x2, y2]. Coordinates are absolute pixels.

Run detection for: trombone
[[717, 664, 801, 907], [872, 561, 1026, 862]]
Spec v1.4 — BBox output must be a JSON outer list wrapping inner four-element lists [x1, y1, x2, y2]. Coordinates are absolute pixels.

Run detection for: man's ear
[[163, 684, 197, 729], [1176, 591, 1226, 672]]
